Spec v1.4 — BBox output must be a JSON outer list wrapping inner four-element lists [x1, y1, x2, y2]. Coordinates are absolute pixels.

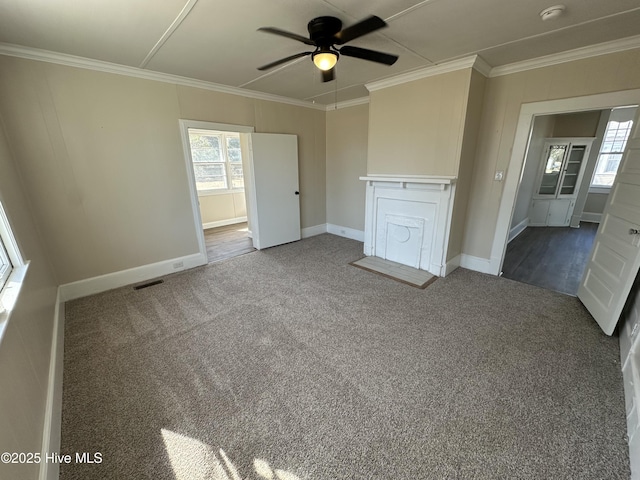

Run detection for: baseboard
[[326, 224, 365, 242], [460, 254, 495, 274], [570, 214, 582, 228], [581, 212, 602, 223], [202, 216, 247, 230], [59, 252, 207, 301], [444, 254, 461, 276], [39, 289, 65, 480], [301, 224, 327, 238], [508, 218, 528, 243]]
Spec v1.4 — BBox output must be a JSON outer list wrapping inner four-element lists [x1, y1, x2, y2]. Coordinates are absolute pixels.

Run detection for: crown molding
[[0, 43, 326, 111], [365, 55, 488, 92], [325, 97, 370, 111], [489, 34, 640, 77], [471, 55, 492, 77]]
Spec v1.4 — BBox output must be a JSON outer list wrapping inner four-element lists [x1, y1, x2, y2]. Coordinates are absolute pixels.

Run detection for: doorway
[[502, 105, 637, 294], [502, 109, 605, 294], [493, 91, 640, 287], [179, 120, 256, 263]]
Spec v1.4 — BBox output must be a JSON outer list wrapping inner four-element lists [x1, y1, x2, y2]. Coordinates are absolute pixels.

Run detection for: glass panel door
[[538, 144, 567, 196], [559, 145, 586, 196]]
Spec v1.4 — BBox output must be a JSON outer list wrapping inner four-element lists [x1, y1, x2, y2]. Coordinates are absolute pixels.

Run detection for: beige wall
[[463, 48, 640, 260], [368, 69, 472, 176], [584, 192, 609, 214], [511, 115, 556, 229], [326, 103, 369, 231], [0, 56, 326, 284], [447, 69, 486, 260], [552, 110, 601, 137], [199, 192, 246, 226], [0, 110, 58, 478]]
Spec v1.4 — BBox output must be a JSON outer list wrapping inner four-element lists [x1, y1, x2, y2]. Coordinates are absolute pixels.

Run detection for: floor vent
[[133, 279, 164, 290]]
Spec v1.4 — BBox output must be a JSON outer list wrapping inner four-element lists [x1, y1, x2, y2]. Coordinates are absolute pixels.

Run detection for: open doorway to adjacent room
[[180, 121, 256, 264], [502, 105, 637, 295]]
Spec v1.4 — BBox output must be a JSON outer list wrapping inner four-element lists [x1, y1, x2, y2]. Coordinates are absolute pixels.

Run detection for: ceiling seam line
[[472, 6, 640, 57], [238, 57, 309, 88], [138, 0, 199, 69], [384, 0, 442, 23], [321, 0, 436, 62], [303, 82, 365, 101]]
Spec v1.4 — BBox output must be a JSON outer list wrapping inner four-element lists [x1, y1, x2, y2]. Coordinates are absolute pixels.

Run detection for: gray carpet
[[60, 234, 630, 479]]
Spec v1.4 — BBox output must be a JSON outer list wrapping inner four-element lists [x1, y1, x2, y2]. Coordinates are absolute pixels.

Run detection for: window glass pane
[[226, 136, 242, 163], [230, 164, 244, 189], [194, 163, 227, 190], [592, 154, 622, 187], [186, 128, 245, 192], [539, 145, 566, 195], [189, 133, 222, 162], [591, 115, 634, 187], [0, 239, 11, 291]]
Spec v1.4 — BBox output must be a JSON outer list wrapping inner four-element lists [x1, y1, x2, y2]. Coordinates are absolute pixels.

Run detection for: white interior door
[[578, 112, 640, 335], [245, 133, 300, 250]]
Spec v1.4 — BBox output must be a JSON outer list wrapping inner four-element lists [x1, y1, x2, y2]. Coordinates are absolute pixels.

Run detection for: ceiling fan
[[257, 15, 399, 82]]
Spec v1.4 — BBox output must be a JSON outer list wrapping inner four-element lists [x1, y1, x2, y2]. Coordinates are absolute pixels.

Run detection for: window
[[187, 129, 244, 193], [0, 200, 27, 343], [0, 236, 11, 293], [591, 106, 637, 188], [0, 201, 22, 295]]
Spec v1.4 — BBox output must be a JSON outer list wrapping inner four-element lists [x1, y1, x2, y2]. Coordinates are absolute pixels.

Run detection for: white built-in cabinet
[[528, 138, 594, 227]]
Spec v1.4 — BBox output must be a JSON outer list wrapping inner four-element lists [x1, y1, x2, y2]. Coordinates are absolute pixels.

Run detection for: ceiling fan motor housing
[[308, 16, 342, 46], [257, 14, 397, 82]]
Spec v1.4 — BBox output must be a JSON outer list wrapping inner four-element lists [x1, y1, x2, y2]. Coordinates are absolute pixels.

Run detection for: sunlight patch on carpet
[[161, 428, 230, 480]]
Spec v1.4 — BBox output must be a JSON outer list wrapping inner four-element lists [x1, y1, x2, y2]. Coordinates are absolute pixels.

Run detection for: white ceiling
[[1, 0, 639, 105]]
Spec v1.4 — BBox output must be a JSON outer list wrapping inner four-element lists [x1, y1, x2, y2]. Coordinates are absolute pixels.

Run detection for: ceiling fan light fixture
[[313, 51, 338, 71]]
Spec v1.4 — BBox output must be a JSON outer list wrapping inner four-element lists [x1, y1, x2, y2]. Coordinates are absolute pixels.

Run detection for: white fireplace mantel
[[359, 175, 458, 277], [360, 174, 456, 187]]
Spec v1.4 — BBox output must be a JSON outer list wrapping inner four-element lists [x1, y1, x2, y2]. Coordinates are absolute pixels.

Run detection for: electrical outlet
[[173, 261, 184, 269]]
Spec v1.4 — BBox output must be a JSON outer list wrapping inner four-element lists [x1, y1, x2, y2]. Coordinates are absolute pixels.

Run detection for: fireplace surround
[[360, 175, 457, 277]]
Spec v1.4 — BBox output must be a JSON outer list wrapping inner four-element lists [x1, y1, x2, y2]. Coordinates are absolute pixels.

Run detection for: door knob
[[630, 228, 640, 235], [294, 191, 299, 195]]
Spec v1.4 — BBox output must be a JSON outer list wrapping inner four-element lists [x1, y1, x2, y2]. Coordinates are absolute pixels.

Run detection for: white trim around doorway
[[178, 120, 255, 263], [490, 89, 640, 276]]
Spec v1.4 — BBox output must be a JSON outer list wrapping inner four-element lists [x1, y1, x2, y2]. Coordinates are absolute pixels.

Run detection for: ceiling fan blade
[[257, 52, 312, 71], [334, 15, 386, 45], [257, 27, 315, 46], [339, 46, 398, 66], [321, 68, 335, 83]]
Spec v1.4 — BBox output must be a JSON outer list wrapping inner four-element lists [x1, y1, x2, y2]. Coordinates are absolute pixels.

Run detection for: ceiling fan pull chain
[[334, 68, 338, 109]]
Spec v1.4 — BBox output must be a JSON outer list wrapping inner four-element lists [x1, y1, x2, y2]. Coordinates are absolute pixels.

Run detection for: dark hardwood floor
[[204, 222, 255, 263], [501, 222, 599, 296]]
